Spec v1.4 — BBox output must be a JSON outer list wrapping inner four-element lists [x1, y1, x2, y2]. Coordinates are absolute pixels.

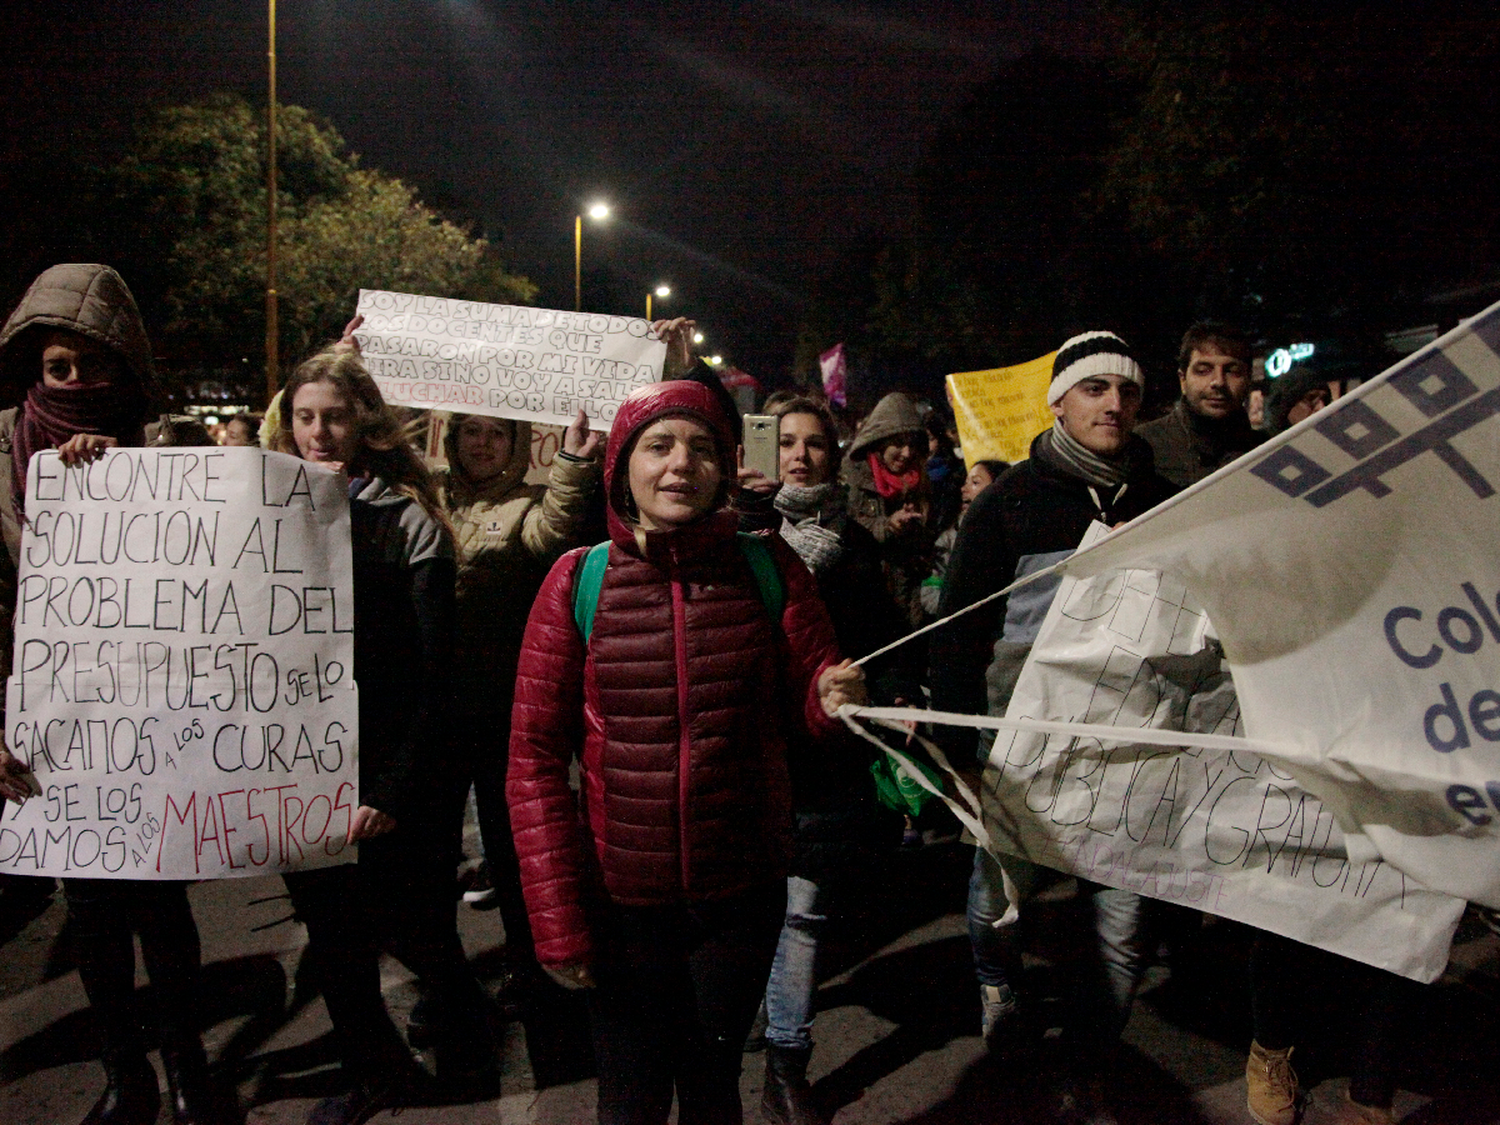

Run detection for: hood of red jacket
[[603, 379, 738, 549]]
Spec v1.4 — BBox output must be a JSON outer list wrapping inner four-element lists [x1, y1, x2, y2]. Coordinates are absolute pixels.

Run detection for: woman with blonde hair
[[273, 348, 490, 1125]]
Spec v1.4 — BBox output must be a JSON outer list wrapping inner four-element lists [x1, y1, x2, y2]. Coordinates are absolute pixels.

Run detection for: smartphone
[[742, 414, 779, 480]]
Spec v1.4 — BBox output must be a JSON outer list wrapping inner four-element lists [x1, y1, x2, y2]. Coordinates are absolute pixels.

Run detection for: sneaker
[[1245, 1040, 1300, 1125], [1328, 1090, 1395, 1125], [462, 862, 497, 907], [979, 982, 1020, 1047]]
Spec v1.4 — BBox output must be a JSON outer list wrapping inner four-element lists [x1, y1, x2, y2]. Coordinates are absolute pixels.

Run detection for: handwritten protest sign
[[353, 290, 665, 428], [0, 448, 359, 880], [988, 525, 1464, 981], [947, 352, 1056, 467], [1041, 299, 1500, 912]]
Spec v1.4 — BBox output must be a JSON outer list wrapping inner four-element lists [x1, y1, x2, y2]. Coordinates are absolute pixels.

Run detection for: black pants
[[454, 713, 534, 958], [1251, 929, 1418, 1108], [283, 825, 488, 1086], [64, 878, 203, 1057], [588, 882, 786, 1125]]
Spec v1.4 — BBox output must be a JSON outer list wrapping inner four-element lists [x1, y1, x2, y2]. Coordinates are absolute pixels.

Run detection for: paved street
[[5, 837, 1500, 1124]]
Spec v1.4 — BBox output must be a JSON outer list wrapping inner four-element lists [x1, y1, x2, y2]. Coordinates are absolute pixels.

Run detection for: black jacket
[[929, 431, 1177, 730], [1134, 400, 1265, 490]]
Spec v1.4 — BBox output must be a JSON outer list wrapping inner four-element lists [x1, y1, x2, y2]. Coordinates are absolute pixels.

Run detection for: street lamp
[[265, 0, 279, 405], [692, 331, 704, 345], [646, 284, 670, 320], [575, 202, 610, 312]]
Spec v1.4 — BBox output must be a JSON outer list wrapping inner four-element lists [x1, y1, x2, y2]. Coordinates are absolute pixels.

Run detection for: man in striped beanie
[[930, 329, 1174, 1120]]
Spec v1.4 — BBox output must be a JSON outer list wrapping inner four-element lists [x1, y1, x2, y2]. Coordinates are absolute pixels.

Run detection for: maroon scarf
[[866, 451, 924, 500], [12, 382, 141, 516]]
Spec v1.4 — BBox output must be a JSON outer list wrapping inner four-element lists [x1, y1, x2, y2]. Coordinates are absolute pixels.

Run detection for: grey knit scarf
[[773, 483, 847, 573], [1038, 420, 1131, 488]]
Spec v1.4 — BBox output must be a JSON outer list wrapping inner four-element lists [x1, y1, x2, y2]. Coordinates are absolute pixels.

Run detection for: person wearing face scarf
[[0, 264, 227, 1125], [842, 392, 934, 632], [507, 375, 867, 1125]]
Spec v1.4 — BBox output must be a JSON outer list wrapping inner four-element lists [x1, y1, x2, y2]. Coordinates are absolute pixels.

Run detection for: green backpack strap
[[571, 534, 785, 642], [735, 532, 785, 623], [571, 541, 612, 640]]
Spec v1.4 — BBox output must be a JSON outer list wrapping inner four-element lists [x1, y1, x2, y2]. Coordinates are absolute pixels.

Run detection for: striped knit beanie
[[1048, 331, 1144, 405]]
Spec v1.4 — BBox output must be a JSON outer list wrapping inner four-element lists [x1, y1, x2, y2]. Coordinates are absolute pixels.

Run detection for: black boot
[[162, 1033, 233, 1125], [80, 1050, 160, 1125], [760, 1044, 828, 1125]]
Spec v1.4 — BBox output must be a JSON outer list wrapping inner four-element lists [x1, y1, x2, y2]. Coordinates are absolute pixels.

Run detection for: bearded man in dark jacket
[[930, 331, 1176, 1115], [1135, 320, 1263, 490]]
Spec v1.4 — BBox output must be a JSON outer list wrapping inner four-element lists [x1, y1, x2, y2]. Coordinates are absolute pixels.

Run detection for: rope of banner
[[838, 710, 991, 849], [847, 568, 1046, 669], [836, 703, 1298, 861]]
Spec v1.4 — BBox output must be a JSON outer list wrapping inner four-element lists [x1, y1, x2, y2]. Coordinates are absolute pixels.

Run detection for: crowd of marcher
[[0, 264, 1452, 1125]]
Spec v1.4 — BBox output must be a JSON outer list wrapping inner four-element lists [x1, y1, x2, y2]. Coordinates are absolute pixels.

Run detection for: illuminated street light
[[692, 332, 704, 345], [708, 355, 723, 367], [575, 202, 611, 312]]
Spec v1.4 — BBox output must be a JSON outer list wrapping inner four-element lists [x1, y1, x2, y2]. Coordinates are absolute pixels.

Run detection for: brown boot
[[1245, 1040, 1300, 1125]]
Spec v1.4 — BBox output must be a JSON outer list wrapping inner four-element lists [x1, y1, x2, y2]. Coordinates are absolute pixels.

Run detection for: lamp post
[[574, 202, 609, 312], [645, 284, 670, 320], [265, 0, 279, 405]]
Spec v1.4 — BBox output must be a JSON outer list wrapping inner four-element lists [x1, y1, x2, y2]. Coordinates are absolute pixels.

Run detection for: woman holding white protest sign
[[507, 377, 865, 1125], [0, 264, 226, 1125], [436, 407, 599, 1001], [272, 348, 494, 1125]]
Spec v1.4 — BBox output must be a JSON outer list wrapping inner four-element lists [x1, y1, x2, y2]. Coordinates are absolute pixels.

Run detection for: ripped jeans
[[763, 875, 826, 1052]]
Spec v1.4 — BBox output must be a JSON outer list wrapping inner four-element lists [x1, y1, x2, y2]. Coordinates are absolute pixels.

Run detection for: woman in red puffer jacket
[[507, 375, 865, 1125]]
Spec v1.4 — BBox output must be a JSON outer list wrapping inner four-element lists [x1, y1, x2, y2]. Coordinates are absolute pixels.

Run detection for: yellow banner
[[947, 351, 1056, 467]]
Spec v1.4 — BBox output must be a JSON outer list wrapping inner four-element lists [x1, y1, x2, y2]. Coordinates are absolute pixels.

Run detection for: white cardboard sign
[[0, 448, 360, 879], [354, 289, 665, 427]]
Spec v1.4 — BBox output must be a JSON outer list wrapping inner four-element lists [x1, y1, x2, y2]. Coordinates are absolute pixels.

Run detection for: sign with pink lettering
[[0, 447, 360, 879]]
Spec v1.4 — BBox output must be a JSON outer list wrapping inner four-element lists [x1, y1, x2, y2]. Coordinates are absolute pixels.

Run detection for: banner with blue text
[[1049, 302, 1500, 912]]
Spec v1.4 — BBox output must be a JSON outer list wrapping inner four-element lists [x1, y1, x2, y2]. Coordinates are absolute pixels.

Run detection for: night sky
[[0, 0, 1096, 380]]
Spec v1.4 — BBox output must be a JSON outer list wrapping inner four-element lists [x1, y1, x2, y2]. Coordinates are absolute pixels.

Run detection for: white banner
[[989, 524, 1464, 982], [354, 289, 665, 427], [0, 448, 360, 880], [1045, 300, 1500, 911]]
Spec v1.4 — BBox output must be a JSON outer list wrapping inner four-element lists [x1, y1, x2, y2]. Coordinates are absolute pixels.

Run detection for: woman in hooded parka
[[0, 264, 224, 1125], [507, 377, 866, 1125], [841, 392, 934, 631], [437, 408, 599, 995]]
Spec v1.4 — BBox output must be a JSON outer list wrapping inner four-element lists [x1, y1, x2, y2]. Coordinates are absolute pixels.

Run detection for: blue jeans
[[967, 846, 1150, 1048], [764, 875, 825, 1051]]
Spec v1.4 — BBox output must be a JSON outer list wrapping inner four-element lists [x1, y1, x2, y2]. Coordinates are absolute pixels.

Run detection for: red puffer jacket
[[507, 380, 843, 969]]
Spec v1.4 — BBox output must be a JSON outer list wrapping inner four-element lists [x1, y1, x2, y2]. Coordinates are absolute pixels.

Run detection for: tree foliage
[[106, 94, 535, 374], [800, 3, 1500, 395]]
